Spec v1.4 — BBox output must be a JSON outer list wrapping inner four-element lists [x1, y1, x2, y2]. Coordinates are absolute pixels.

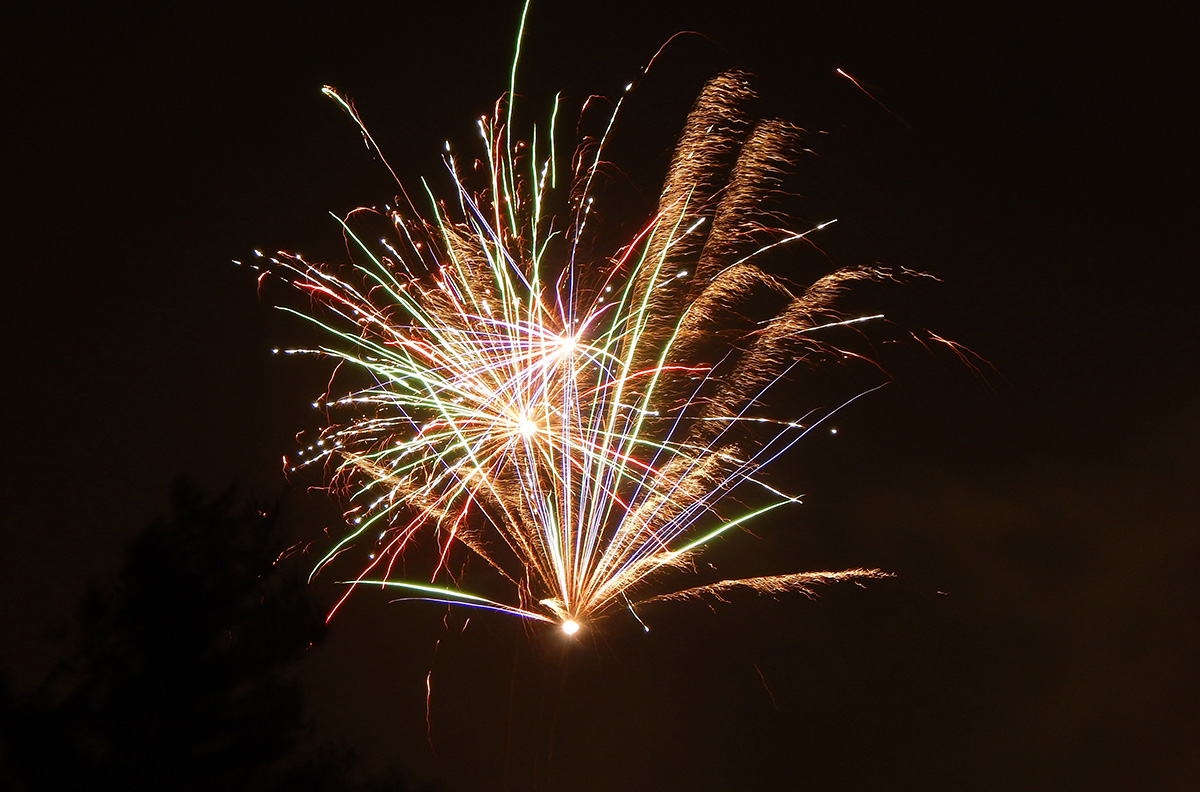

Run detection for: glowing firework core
[[561, 620, 581, 636]]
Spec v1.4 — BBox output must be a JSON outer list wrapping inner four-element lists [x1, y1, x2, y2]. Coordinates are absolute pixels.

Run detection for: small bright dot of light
[[561, 620, 580, 635], [830, 428, 838, 435], [519, 418, 538, 438]]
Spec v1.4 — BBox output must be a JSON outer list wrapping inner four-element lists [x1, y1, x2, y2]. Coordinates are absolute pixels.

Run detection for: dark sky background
[[5, 1, 1197, 789]]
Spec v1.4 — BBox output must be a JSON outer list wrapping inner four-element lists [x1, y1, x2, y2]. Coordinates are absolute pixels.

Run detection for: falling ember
[[251, 3, 911, 631]]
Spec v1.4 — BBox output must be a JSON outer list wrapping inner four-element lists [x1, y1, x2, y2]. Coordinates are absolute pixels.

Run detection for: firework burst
[[248, 17, 902, 634]]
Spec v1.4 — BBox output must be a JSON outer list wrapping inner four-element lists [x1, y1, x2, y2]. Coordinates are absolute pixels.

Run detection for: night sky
[[5, 2, 1197, 790]]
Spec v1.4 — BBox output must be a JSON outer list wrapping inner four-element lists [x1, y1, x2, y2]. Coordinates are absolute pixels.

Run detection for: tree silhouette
[[1, 482, 357, 791]]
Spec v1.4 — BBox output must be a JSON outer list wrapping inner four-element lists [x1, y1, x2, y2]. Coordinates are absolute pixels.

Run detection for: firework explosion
[[249, 20, 901, 634]]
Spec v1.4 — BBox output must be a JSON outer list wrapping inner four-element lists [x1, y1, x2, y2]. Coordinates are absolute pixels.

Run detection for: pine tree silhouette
[[1, 482, 359, 791]]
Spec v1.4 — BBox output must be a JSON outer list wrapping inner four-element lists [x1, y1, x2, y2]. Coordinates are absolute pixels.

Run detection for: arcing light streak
[[250, 16, 898, 634]]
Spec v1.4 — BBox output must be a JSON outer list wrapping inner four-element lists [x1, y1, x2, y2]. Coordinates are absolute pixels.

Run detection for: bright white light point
[[519, 418, 538, 438], [561, 620, 580, 635], [830, 428, 838, 435]]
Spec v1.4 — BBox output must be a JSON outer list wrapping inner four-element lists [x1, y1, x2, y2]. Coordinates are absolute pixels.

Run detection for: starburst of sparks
[[245, 11, 905, 634]]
